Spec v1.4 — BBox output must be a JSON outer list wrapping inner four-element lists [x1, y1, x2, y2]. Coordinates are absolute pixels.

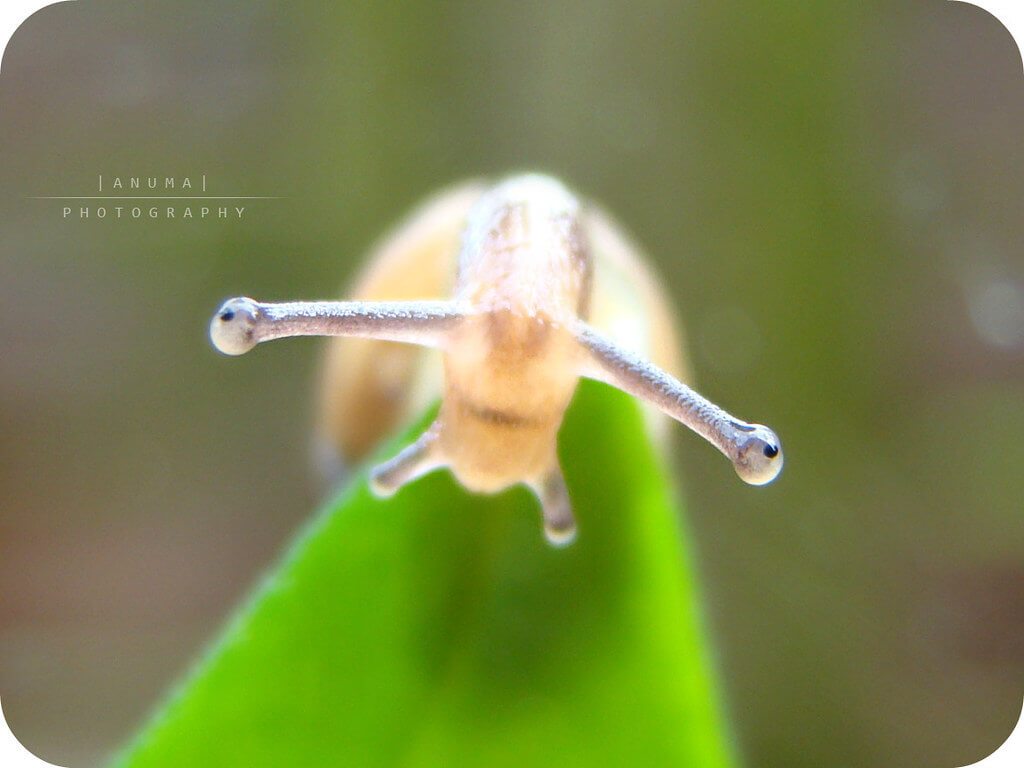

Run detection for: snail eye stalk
[[575, 323, 783, 485], [210, 296, 465, 356]]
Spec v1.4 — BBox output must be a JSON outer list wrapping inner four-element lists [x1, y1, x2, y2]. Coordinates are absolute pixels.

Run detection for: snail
[[211, 174, 782, 546]]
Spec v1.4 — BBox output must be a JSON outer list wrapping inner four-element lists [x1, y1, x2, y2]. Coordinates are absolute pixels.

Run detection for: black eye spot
[[763, 443, 779, 459], [220, 310, 235, 322]]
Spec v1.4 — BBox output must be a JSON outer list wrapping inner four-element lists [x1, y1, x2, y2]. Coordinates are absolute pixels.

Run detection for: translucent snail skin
[[210, 174, 782, 546]]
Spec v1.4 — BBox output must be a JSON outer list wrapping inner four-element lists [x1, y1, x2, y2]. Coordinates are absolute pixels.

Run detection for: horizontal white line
[[28, 196, 285, 200]]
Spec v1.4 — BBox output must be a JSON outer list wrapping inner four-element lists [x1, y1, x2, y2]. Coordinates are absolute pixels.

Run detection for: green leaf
[[112, 380, 735, 768]]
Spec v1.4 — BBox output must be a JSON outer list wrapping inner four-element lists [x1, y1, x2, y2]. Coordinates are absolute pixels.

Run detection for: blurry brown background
[[1, 1, 1022, 766]]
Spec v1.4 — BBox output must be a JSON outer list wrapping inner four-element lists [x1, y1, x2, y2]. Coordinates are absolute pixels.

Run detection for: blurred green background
[[0, 0, 1022, 766]]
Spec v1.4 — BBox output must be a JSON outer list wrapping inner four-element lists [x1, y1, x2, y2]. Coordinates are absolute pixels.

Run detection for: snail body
[[212, 174, 782, 545]]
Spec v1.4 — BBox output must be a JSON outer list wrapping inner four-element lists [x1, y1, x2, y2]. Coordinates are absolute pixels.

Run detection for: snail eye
[[763, 443, 779, 459], [219, 310, 236, 322]]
